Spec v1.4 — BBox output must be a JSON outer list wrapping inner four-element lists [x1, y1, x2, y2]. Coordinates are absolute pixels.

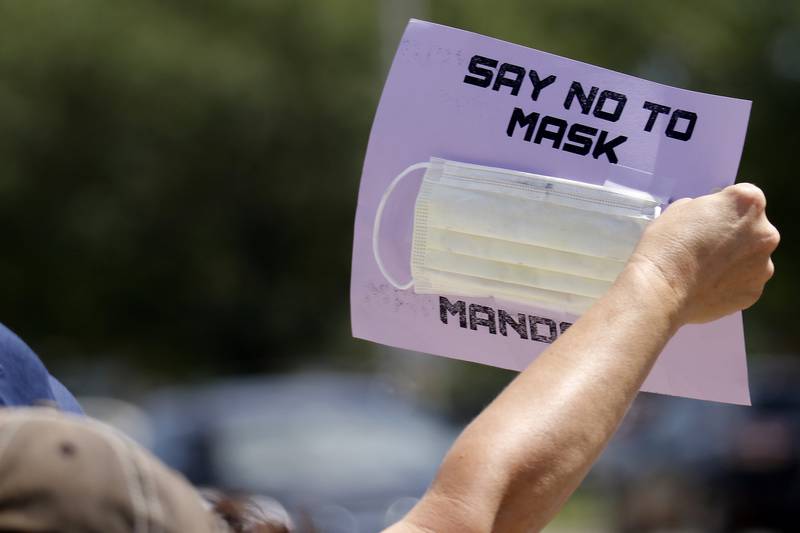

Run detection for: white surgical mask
[[373, 157, 661, 315]]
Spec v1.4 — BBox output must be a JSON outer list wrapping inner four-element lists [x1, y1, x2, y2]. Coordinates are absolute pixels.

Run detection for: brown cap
[[0, 407, 224, 533]]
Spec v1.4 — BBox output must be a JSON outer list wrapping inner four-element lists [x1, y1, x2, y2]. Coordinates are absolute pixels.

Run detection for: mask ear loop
[[373, 162, 430, 290]]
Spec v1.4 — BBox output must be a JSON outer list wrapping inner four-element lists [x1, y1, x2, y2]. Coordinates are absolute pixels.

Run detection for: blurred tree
[[0, 0, 380, 375], [0, 0, 795, 381]]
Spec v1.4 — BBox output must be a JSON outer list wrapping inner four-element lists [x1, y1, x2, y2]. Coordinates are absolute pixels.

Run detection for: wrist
[[614, 256, 689, 333]]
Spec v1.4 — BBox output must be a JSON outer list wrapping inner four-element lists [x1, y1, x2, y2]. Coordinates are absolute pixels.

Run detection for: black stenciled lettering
[[507, 107, 540, 141], [563, 82, 598, 115], [440, 296, 467, 328], [463, 55, 498, 88], [593, 90, 627, 122], [470, 304, 497, 334], [499, 310, 528, 339], [563, 123, 598, 156], [642, 101, 671, 132], [592, 131, 627, 164], [492, 63, 526, 96], [529, 316, 558, 343], [666, 109, 697, 141], [533, 115, 568, 149], [436, 299, 566, 343], [528, 70, 557, 101]]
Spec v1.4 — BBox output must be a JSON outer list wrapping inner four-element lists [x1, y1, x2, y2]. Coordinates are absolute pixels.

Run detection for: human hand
[[627, 183, 779, 325]]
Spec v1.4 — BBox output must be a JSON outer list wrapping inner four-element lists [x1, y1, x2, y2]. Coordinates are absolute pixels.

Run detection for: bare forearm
[[405, 263, 681, 532], [389, 184, 778, 533]]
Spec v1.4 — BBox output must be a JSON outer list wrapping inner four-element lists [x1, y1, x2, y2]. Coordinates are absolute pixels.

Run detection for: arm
[[385, 183, 779, 533]]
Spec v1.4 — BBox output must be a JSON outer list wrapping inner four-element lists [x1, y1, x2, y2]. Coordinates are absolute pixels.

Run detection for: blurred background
[[0, 0, 798, 531]]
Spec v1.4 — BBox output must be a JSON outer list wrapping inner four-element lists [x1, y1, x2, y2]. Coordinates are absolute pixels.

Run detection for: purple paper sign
[[351, 20, 752, 404]]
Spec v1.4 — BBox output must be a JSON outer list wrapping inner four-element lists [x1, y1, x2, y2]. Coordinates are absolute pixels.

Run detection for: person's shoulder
[[0, 322, 55, 406], [0, 322, 83, 413]]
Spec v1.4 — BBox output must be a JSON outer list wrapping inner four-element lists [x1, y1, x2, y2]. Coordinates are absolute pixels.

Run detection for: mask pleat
[[425, 227, 625, 281], [419, 249, 612, 298], [425, 183, 648, 261], [440, 168, 657, 218]]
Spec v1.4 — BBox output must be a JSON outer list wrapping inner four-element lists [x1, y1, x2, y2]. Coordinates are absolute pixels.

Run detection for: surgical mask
[[373, 157, 661, 315]]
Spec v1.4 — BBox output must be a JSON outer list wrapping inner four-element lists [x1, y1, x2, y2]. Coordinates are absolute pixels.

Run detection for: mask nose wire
[[372, 162, 430, 290]]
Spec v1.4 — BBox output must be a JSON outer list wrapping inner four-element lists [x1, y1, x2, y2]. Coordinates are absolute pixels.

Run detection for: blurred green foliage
[[0, 0, 796, 378]]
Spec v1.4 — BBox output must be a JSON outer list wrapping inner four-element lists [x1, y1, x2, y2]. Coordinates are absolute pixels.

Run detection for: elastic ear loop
[[373, 162, 430, 290]]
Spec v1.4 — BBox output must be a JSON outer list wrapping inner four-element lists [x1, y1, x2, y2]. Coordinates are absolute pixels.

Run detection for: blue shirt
[[0, 322, 83, 414]]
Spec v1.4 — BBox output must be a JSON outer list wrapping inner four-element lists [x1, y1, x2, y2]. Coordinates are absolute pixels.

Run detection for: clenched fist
[[629, 183, 779, 325]]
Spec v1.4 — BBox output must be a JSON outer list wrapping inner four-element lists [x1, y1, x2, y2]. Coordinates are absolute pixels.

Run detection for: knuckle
[[729, 183, 766, 211], [757, 223, 780, 251], [765, 258, 775, 281], [767, 225, 781, 249]]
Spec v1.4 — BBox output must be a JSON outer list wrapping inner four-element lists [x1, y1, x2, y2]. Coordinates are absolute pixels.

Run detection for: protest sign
[[351, 19, 752, 404]]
